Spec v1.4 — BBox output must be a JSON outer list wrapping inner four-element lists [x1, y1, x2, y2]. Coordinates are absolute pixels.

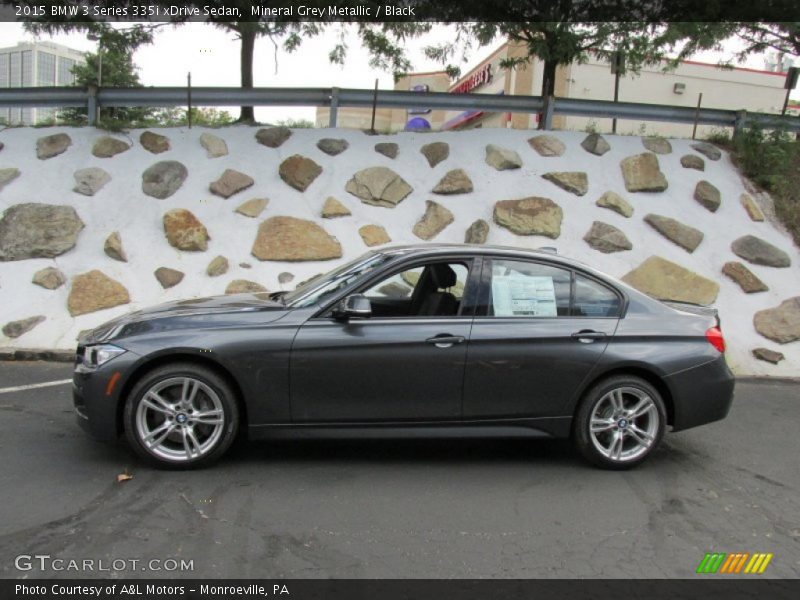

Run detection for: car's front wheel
[[573, 375, 666, 470], [124, 363, 239, 469]]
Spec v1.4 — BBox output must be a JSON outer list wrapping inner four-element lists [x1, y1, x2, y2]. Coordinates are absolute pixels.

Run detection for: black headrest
[[428, 264, 457, 289]]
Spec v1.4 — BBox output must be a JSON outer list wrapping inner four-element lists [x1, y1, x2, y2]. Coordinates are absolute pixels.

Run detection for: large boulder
[[345, 167, 413, 208], [209, 168, 254, 198], [36, 133, 71, 159], [680, 154, 705, 171], [140, 131, 170, 154], [235, 198, 269, 218], [321, 197, 351, 218], [32, 266, 66, 290], [642, 137, 672, 154], [432, 169, 473, 194], [92, 136, 130, 158], [691, 142, 722, 161], [644, 214, 704, 252], [528, 135, 565, 157], [581, 133, 610, 156], [740, 193, 764, 222], [2, 315, 45, 338], [0, 203, 84, 261], [317, 138, 349, 156], [412, 200, 454, 240], [722, 261, 768, 293], [694, 180, 721, 212], [465, 219, 489, 244], [754, 297, 800, 343], [595, 191, 633, 218], [620, 153, 668, 192], [485, 144, 522, 170], [141, 161, 188, 199], [154, 267, 184, 289], [73, 167, 110, 196], [622, 256, 719, 305], [67, 270, 130, 316], [731, 235, 791, 268], [0, 168, 20, 192], [226, 279, 267, 294], [162, 209, 209, 251], [199, 132, 228, 158], [420, 142, 449, 167], [359, 224, 392, 247], [493, 197, 562, 238], [103, 231, 127, 262], [252, 216, 342, 261], [375, 142, 399, 159], [542, 172, 588, 196], [255, 126, 291, 148], [279, 155, 322, 192], [583, 221, 632, 253]]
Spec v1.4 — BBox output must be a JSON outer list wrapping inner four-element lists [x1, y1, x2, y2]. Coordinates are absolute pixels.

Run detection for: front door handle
[[426, 334, 465, 348], [571, 330, 607, 343]]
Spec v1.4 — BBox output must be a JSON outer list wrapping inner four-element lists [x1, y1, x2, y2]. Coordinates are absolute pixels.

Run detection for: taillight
[[706, 326, 725, 353]]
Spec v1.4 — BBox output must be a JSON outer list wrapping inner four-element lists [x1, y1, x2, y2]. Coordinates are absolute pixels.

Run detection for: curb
[[0, 348, 75, 363]]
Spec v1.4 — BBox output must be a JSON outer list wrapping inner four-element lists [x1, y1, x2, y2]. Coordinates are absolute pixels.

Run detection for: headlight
[[82, 344, 126, 368]]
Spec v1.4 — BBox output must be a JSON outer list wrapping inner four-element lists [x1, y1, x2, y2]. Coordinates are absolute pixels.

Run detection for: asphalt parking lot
[[0, 361, 797, 579]]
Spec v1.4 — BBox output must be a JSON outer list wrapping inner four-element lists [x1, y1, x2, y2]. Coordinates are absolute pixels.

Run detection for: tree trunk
[[238, 27, 256, 123], [538, 59, 558, 130]]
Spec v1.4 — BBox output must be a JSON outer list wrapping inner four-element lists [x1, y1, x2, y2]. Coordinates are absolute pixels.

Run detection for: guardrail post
[[87, 85, 98, 126], [329, 87, 340, 128], [733, 110, 747, 139]]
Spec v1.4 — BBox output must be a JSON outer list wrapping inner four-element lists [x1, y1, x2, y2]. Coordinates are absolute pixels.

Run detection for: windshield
[[284, 251, 394, 308]]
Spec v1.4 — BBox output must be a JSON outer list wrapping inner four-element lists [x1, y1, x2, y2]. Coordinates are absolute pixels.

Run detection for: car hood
[[79, 292, 288, 344]]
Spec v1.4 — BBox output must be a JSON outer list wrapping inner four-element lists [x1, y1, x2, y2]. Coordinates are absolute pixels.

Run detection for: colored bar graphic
[[698, 552, 772, 574]]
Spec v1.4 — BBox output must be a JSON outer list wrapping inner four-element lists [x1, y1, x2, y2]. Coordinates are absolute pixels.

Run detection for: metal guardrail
[[1, 85, 798, 132]]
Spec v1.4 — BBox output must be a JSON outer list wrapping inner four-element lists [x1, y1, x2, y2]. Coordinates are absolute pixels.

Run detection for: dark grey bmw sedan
[[73, 244, 734, 470]]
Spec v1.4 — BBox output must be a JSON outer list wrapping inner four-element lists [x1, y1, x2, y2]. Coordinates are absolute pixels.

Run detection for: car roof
[[378, 243, 588, 270]]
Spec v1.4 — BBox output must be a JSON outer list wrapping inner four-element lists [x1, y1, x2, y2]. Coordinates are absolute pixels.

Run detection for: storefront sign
[[451, 64, 492, 94]]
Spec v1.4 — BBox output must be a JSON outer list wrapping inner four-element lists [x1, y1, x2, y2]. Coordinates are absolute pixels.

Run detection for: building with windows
[[0, 41, 85, 125]]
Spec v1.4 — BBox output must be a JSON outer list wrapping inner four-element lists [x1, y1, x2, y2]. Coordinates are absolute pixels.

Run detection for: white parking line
[[0, 379, 72, 394]]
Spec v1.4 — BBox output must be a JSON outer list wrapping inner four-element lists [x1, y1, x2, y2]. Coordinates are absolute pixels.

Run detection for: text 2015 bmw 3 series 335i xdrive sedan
[[73, 244, 735, 470]]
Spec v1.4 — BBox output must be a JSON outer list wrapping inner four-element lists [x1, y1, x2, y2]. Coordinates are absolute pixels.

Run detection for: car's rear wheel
[[124, 363, 239, 469], [573, 375, 666, 470]]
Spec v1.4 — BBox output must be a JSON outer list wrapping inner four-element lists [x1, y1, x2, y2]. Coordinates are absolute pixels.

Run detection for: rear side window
[[488, 259, 571, 317], [573, 274, 621, 317]]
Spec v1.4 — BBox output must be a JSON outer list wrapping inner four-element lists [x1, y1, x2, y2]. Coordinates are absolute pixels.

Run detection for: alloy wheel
[[588, 386, 659, 463]]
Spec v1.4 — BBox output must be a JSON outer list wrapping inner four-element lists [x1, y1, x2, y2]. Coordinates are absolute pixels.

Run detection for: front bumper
[[665, 354, 735, 432]]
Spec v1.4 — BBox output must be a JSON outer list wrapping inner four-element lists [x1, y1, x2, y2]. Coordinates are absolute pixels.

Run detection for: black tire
[[124, 362, 239, 469], [573, 375, 666, 470]]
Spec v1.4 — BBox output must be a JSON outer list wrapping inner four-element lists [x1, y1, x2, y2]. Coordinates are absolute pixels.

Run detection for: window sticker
[[492, 274, 557, 317]]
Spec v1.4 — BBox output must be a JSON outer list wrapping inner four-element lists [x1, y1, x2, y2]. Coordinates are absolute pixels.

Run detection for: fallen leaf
[[117, 471, 133, 483]]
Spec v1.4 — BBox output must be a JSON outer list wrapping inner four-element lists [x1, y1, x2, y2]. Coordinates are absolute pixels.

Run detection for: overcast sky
[[0, 22, 790, 123]]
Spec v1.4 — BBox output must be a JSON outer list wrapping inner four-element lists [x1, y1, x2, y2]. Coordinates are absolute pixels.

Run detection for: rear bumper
[[665, 355, 735, 431]]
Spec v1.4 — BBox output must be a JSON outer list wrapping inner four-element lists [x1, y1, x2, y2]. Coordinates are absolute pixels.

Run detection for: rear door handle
[[571, 330, 607, 343], [426, 335, 465, 348]]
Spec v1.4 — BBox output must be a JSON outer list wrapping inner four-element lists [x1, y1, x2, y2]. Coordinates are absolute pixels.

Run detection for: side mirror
[[334, 294, 372, 320]]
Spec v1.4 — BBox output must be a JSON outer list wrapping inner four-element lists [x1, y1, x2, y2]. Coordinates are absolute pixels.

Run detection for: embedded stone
[[420, 142, 449, 167], [752, 348, 784, 364], [321, 197, 351, 218], [317, 138, 349, 156], [622, 256, 719, 305], [0, 168, 20, 192], [644, 214, 704, 253], [485, 144, 522, 170], [36, 133, 71, 159], [740, 193, 764, 222], [680, 154, 705, 171], [140, 131, 170, 154], [642, 137, 672, 154], [412, 201, 454, 240], [583, 221, 632, 253], [92, 136, 130, 158], [141, 161, 188, 199], [692, 142, 722, 161], [542, 172, 588, 196], [210, 168, 254, 198], [432, 169, 473, 194], [255, 126, 291, 148], [226, 279, 267, 294], [279, 155, 322, 192], [731, 235, 790, 268], [620, 153, 668, 192], [278, 272, 294, 285], [493, 197, 562, 238], [154, 267, 184, 289], [375, 142, 399, 159], [465, 219, 489, 244], [73, 167, 110, 196], [694, 180, 721, 212], [2, 316, 45, 338], [754, 297, 800, 343], [722, 261, 768, 293], [235, 198, 268, 218], [528, 135, 565, 157], [199, 132, 228, 158], [345, 167, 413, 208], [359, 224, 392, 247], [239, 263, 251, 269], [595, 191, 633, 218], [67, 270, 130, 316], [103, 231, 127, 262], [581, 134, 610, 156], [32, 267, 66, 290], [0, 203, 84, 261], [206, 255, 229, 277], [163, 209, 209, 252], [252, 216, 342, 261]]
